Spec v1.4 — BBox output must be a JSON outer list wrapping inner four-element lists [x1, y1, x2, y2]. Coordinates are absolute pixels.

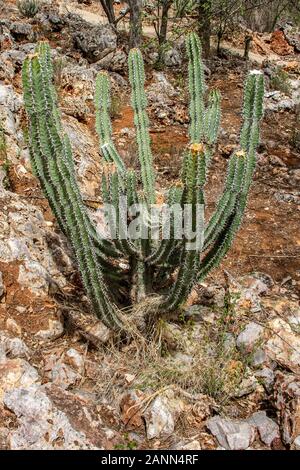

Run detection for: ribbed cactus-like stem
[[199, 71, 265, 279], [22, 35, 264, 333], [161, 145, 205, 311], [128, 48, 156, 205], [204, 90, 221, 146], [186, 32, 205, 143], [95, 72, 126, 173], [22, 46, 124, 331]]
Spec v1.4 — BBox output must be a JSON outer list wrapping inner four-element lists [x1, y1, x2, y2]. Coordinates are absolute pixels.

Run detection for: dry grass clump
[[93, 297, 249, 407]]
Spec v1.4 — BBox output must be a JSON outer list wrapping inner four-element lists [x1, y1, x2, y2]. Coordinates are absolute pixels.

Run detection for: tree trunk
[[158, 0, 172, 46], [99, 0, 116, 24], [217, 30, 222, 56], [157, 0, 172, 66], [197, 0, 211, 58], [243, 35, 252, 60], [127, 0, 142, 48]]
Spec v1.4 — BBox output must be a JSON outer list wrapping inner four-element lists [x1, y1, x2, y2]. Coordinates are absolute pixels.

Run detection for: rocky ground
[[0, 0, 300, 451]]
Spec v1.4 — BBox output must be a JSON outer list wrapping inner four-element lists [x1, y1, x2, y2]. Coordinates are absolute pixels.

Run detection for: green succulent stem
[[22, 37, 264, 333]]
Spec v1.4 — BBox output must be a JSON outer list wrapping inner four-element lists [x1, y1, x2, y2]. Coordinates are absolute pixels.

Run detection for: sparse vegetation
[[110, 94, 123, 119], [17, 0, 40, 18], [0, 121, 11, 190], [270, 67, 292, 95], [92, 296, 249, 407], [291, 103, 300, 150], [52, 56, 67, 89]]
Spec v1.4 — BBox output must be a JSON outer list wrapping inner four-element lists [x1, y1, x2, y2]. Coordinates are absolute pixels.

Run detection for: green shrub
[[17, 0, 40, 18], [270, 67, 291, 96]]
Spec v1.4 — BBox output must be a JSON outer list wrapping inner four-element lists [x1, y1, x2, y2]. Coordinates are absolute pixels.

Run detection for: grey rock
[[15, 306, 26, 314], [235, 369, 259, 397], [147, 72, 178, 110], [251, 348, 268, 368], [61, 92, 90, 121], [293, 435, 300, 450], [164, 48, 182, 67], [119, 127, 135, 140], [65, 348, 84, 372], [199, 285, 226, 308], [184, 305, 215, 324], [206, 416, 255, 450], [244, 272, 273, 293], [0, 25, 14, 50], [0, 52, 15, 81], [203, 63, 211, 77], [3, 385, 100, 449], [73, 23, 117, 62], [0, 49, 27, 68], [247, 411, 279, 446], [275, 191, 300, 204], [288, 311, 300, 330], [83, 320, 112, 345], [6, 318, 22, 336], [265, 93, 298, 112], [228, 273, 271, 314], [0, 167, 6, 193], [290, 78, 300, 91], [236, 322, 264, 353], [269, 155, 286, 167], [173, 439, 201, 450], [17, 42, 39, 55], [61, 309, 113, 347], [144, 395, 175, 439], [0, 344, 6, 364], [265, 318, 300, 373], [35, 318, 64, 342], [63, 115, 102, 198], [35, 8, 65, 33], [157, 110, 168, 119], [0, 83, 22, 137], [274, 372, 300, 445], [283, 26, 300, 52], [147, 51, 159, 65], [255, 367, 275, 393], [229, 133, 238, 142], [109, 71, 128, 90], [51, 363, 80, 389], [61, 63, 96, 99], [263, 67, 273, 78], [0, 333, 31, 359], [0, 191, 72, 295], [143, 391, 185, 440], [95, 49, 127, 72], [0, 358, 40, 403], [0, 426, 9, 449], [9, 23, 34, 41], [290, 169, 300, 186], [18, 260, 57, 296]]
